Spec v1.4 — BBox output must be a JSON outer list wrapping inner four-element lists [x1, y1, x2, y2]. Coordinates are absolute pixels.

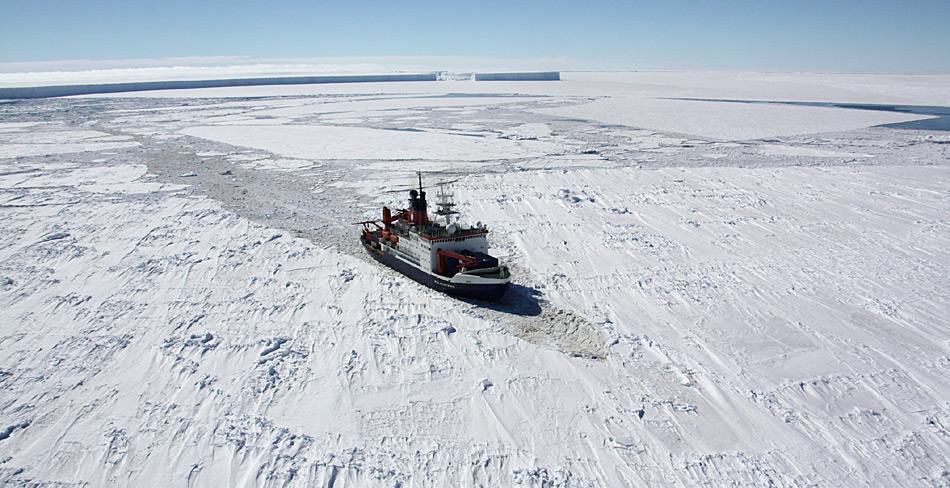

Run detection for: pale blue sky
[[2, 0, 949, 73]]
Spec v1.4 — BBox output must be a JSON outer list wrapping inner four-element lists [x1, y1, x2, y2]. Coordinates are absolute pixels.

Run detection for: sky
[[2, 0, 949, 73]]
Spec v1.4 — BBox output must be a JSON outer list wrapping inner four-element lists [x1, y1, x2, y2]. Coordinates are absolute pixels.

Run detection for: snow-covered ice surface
[[0, 123, 139, 158], [180, 124, 558, 161], [1, 72, 949, 487]]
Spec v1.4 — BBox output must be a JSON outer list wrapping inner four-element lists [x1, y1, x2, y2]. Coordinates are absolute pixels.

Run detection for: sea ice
[[1, 71, 948, 487]]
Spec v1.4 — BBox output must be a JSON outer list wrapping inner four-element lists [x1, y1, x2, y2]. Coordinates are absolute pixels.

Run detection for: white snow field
[[1, 72, 949, 487]]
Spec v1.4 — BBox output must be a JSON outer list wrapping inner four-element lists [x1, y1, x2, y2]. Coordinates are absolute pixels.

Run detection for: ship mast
[[434, 180, 459, 226]]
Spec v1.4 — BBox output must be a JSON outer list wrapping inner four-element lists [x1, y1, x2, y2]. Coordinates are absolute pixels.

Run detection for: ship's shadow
[[459, 284, 543, 316]]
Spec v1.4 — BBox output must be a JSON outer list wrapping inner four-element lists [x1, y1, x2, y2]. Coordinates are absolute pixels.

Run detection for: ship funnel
[[418, 190, 428, 225], [408, 173, 429, 226], [382, 206, 392, 230]]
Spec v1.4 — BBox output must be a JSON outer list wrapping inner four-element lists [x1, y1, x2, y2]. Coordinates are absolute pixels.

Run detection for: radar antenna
[[434, 180, 460, 225]]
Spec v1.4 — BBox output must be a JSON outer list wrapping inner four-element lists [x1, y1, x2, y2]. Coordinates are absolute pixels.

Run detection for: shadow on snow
[[458, 283, 543, 317]]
